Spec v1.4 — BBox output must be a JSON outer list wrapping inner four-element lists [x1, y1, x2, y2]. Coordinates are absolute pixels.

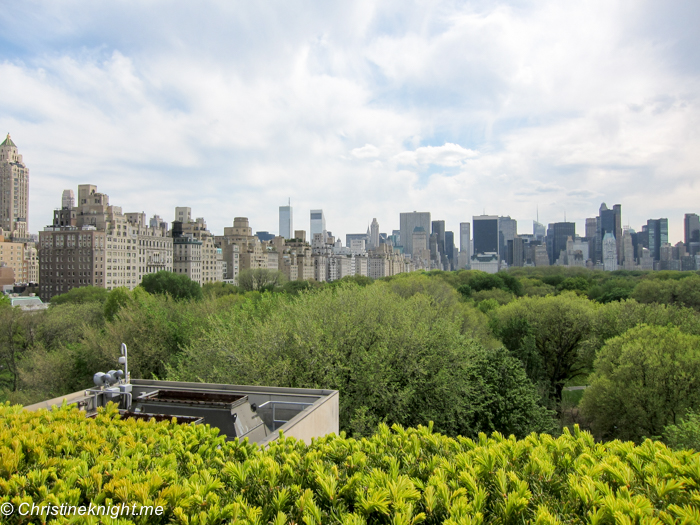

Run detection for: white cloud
[[0, 0, 698, 243], [351, 144, 381, 158], [394, 143, 478, 167]]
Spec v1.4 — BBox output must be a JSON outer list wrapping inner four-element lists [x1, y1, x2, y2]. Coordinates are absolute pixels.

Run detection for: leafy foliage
[[664, 410, 700, 451], [48, 285, 109, 305], [1, 404, 699, 524], [169, 282, 549, 438], [237, 269, 287, 291], [489, 293, 597, 405], [140, 270, 203, 300], [581, 324, 700, 442]]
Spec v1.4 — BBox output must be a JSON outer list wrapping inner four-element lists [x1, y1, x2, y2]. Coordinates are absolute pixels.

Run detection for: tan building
[[0, 233, 35, 283], [40, 184, 145, 301], [125, 212, 173, 281], [0, 134, 29, 240]]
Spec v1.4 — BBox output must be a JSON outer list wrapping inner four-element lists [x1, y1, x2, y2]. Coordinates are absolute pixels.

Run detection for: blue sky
[[1, 0, 698, 243]]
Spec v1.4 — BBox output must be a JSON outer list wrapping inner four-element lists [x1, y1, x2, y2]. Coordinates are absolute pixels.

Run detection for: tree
[[580, 324, 700, 442], [0, 302, 37, 391], [490, 292, 597, 405], [140, 271, 202, 300], [237, 269, 286, 291], [168, 282, 554, 438], [663, 410, 700, 451], [49, 286, 109, 305]]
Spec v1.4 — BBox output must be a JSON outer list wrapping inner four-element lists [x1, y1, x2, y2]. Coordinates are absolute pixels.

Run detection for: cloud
[[0, 1, 698, 244], [351, 144, 380, 158], [394, 143, 478, 167]]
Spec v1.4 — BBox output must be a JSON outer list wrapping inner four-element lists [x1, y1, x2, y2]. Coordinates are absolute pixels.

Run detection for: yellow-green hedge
[[1, 403, 699, 524]]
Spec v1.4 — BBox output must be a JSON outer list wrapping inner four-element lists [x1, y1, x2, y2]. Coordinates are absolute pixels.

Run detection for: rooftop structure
[[25, 345, 338, 445]]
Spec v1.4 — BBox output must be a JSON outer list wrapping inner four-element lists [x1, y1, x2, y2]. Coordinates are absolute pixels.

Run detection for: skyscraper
[[0, 134, 29, 239], [61, 189, 75, 210], [279, 204, 293, 239], [550, 222, 576, 264], [431, 220, 446, 266], [400, 212, 431, 256], [473, 215, 499, 256], [646, 218, 669, 261], [685, 213, 700, 255], [369, 218, 380, 249], [310, 209, 326, 240], [498, 216, 517, 263]]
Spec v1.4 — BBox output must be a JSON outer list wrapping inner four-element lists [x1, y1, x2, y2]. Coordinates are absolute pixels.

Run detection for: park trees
[[140, 270, 202, 300], [169, 282, 553, 438], [237, 269, 286, 291], [580, 324, 700, 442], [489, 292, 597, 406]]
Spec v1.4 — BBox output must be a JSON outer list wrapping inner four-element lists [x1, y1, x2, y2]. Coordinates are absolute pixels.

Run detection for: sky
[[1, 0, 698, 245]]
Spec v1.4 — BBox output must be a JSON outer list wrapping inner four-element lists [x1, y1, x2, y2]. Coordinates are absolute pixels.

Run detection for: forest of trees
[[2, 267, 700, 447]]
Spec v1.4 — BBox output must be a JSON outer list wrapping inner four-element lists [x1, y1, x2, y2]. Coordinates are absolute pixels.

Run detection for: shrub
[[1, 404, 698, 524]]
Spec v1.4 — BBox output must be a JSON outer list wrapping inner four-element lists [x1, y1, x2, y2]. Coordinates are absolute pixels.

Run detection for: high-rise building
[[458, 222, 471, 270], [533, 221, 545, 241], [369, 218, 380, 250], [175, 207, 192, 224], [585, 218, 597, 240], [400, 212, 431, 257], [61, 189, 75, 210], [445, 231, 455, 269], [603, 232, 618, 271], [685, 213, 700, 256], [310, 209, 326, 240], [550, 222, 576, 265], [595, 203, 621, 263], [646, 218, 669, 261], [279, 204, 293, 239], [472, 215, 499, 256], [498, 216, 517, 263], [0, 134, 29, 240]]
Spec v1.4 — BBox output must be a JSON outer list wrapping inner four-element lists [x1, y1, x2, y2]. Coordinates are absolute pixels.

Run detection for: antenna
[[537, 205, 539, 223], [118, 343, 129, 383]]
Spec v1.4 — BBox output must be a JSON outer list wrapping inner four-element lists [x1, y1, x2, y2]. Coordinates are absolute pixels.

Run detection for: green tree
[[237, 269, 286, 291], [140, 270, 203, 300], [490, 292, 597, 405], [580, 324, 700, 442], [663, 410, 700, 451], [0, 303, 38, 391], [169, 282, 553, 438], [49, 286, 109, 305]]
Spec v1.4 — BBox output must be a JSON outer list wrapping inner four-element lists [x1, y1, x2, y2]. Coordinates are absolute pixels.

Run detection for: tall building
[[458, 222, 471, 269], [400, 212, 431, 257], [602, 232, 618, 271], [646, 218, 669, 261], [444, 231, 455, 269], [550, 222, 576, 265], [498, 216, 517, 264], [279, 204, 293, 239], [175, 207, 192, 224], [310, 209, 326, 240], [596, 203, 621, 263], [0, 134, 29, 240], [62, 189, 75, 210], [533, 221, 545, 241], [472, 215, 499, 256], [685, 213, 700, 256], [369, 218, 380, 250], [585, 218, 597, 240]]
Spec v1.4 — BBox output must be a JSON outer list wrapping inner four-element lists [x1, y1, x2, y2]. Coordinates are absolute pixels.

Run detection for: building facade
[[0, 134, 29, 240]]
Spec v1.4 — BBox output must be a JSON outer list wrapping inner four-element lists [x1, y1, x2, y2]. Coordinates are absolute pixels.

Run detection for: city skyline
[[1, 2, 698, 242]]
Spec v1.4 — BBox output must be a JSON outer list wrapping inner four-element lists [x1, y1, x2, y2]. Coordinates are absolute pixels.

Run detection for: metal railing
[[257, 400, 314, 430]]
